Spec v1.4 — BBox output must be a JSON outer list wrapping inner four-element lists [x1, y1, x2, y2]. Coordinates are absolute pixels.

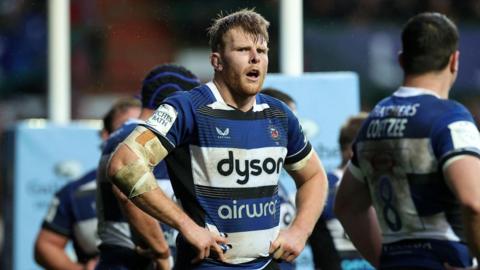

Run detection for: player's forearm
[[132, 188, 199, 237], [113, 186, 170, 256], [336, 206, 381, 267], [462, 206, 480, 260], [130, 212, 170, 256], [35, 241, 83, 270], [291, 172, 328, 237]]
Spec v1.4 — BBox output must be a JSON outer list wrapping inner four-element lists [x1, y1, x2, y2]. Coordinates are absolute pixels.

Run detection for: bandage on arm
[[108, 126, 168, 198]]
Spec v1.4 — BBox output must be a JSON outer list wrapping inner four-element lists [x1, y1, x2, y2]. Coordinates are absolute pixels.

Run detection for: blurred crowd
[[304, 0, 480, 24]]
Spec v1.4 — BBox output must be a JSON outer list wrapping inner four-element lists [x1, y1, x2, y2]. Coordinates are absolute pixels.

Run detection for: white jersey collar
[[205, 81, 267, 111], [393, 86, 441, 98]]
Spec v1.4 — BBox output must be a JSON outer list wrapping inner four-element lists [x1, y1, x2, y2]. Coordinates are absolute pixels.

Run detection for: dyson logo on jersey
[[217, 151, 284, 184], [218, 199, 277, 220]]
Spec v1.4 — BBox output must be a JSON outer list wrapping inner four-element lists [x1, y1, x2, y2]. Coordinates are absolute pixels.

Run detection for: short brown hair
[[207, 8, 270, 52], [339, 112, 369, 151], [103, 98, 141, 134], [401, 12, 459, 75]]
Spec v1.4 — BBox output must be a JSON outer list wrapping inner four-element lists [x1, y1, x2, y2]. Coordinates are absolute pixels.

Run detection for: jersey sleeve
[[284, 106, 313, 170], [41, 185, 74, 237], [430, 105, 480, 169], [142, 93, 195, 153]]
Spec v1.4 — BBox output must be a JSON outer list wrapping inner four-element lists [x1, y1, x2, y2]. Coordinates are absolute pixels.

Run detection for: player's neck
[[213, 77, 255, 112], [403, 72, 451, 99]]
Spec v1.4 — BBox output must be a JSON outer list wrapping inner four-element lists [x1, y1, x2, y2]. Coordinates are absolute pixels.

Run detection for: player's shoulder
[[421, 98, 473, 123], [163, 84, 211, 105], [112, 119, 141, 137], [103, 120, 141, 154], [56, 169, 97, 196], [258, 93, 290, 110], [438, 98, 470, 114]]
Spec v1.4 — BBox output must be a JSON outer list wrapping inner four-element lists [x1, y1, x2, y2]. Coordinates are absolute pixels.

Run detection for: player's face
[[112, 107, 141, 131], [218, 27, 269, 98]]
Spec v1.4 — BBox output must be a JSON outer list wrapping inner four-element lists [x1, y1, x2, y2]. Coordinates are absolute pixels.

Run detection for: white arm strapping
[[111, 126, 169, 198]]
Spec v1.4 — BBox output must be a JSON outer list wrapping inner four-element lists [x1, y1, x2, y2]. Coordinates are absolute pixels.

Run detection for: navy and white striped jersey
[[42, 169, 99, 263], [97, 119, 177, 253], [143, 82, 312, 267], [349, 87, 480, 267]]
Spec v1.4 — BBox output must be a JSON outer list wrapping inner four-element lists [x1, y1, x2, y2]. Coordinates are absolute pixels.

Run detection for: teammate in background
[[311, 113, 370, 270], [34, 98, 141, 270], [335, 12, 480, 269], [95, 64, 200, 270], [262, 88, 366, 270], [107, 8, 328, 270]]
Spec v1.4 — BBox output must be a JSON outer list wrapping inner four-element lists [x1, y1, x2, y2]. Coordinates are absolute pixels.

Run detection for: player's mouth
[[246, 69, 260, 81]]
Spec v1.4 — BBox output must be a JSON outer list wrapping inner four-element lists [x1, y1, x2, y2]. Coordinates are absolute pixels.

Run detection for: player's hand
[[182, 225, 228, 264], [269, 227, 308, 262], [153, 257, 171, 270], [135, 245, 170, 260], [444, 263, 479, 270], [83, 257, 99, 270]]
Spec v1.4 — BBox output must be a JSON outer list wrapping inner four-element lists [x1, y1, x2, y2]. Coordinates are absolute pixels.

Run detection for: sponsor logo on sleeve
[[449, 121, 480, 149], [146, 104, 177, 136]]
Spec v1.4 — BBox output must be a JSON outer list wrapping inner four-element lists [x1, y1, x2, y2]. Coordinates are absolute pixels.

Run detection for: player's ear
[[210, 52, 223, 71], [450, 50, 459, 74]]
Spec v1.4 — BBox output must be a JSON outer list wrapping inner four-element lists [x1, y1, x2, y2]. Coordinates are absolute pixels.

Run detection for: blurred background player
[[261, 88, 369, 270], [34, 97, 141, 270], [335, 12, 480, 269], [95, 64, 200, 270], [310, 112, 371, 270]]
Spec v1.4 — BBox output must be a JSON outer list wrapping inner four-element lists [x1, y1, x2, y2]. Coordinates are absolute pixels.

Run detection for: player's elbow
[[107, 144, 130, 180], [333, 190, 356, 222], [107, 153, 123, 180], [33, 239, 42, 264], [461, 198, 480, 215], [33, 233, 49, 266]]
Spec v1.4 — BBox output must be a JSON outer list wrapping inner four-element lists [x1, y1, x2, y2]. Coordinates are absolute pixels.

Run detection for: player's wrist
[[151, 243, 171, 259], [176, 214, 199, 236], [289, 220, 312, 241]]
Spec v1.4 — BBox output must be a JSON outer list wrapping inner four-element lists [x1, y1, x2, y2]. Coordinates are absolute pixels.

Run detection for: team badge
[[269, 126, 280, 140]]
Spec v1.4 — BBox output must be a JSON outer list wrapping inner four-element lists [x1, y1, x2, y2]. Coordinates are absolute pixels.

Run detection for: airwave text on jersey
[[367, 103, 420, 139], [217, 151, 284, 184], [218, 199, 278, 220]]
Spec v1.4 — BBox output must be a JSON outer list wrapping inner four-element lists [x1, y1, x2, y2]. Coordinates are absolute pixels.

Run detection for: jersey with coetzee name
[[143, 82, 312, 266], [97, 119, 177, 253], [349, 87, 480, 244], [42, 169, 98, 263]]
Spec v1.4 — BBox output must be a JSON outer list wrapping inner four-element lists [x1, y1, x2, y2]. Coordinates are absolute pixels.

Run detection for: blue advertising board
[[2, 121, 101, 270]]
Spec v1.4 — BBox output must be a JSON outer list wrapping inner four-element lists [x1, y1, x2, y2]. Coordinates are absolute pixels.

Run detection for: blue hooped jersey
[[349, 87, 480, 265], [143, 82, 312, 267], [97, 119, 176, 252], [42, 169, 99, 263]]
